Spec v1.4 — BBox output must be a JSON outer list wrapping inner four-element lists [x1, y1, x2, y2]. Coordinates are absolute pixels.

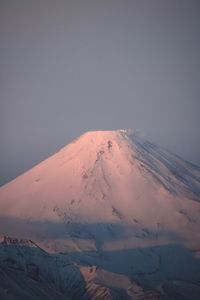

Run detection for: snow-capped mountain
[[0, 129, 200, 299]]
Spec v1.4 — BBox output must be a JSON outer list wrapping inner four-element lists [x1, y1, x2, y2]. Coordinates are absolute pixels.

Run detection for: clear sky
[[0, 0, 200, 185]]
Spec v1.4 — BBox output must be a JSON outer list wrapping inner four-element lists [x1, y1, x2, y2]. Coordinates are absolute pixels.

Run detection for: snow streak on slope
[[0, 130, 200, 299], [127, 130, 200, 200]]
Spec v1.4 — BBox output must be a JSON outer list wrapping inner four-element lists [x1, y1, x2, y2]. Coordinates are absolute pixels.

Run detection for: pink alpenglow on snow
[[0, 130, 200, 300]]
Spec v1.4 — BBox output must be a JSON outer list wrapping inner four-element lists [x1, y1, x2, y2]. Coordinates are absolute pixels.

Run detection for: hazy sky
[[0, 0, 200, 185]]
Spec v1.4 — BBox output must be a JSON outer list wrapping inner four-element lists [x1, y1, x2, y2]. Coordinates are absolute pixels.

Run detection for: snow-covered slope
[[0, 129, 200, 299]]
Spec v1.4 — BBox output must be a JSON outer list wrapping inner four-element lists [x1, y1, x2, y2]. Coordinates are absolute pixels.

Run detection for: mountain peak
[[79, 129, 125, 141], [0, 129, 200, 248], [70, 129, 139, 156], [80, 129, 119, 141], [78, 129, 136, 141]]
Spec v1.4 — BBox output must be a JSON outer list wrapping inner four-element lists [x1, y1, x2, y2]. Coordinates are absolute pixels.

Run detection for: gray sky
[[0, 0, 200, 186]]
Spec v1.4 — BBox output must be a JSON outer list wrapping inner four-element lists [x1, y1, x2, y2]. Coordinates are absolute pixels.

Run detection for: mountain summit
[[0, 130, 200, 299], [0, 129, 200, 246]]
